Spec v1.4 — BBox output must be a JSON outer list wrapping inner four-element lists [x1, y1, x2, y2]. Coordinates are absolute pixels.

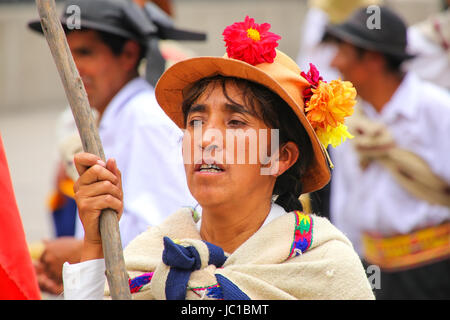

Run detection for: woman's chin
[[192, 190, 227, 209]]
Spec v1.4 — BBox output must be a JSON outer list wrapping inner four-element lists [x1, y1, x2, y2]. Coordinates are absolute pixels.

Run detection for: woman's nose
[[198, 125, 224, 152]]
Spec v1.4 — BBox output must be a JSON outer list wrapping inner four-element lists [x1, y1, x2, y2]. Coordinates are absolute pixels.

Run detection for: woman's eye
[[228, 119, 247, 127], [188, 119, 203, 127]]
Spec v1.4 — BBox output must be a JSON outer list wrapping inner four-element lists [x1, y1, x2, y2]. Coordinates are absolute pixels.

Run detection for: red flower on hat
[[222, 16, 281, 65], [300, 63, 324, 101]]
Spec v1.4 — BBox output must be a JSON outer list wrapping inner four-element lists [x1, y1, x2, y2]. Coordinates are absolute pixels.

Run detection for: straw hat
[[155, 16, 356, 194]]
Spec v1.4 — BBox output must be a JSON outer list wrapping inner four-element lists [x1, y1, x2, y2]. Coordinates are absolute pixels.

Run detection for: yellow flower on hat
[[315, 123, 354, 148]]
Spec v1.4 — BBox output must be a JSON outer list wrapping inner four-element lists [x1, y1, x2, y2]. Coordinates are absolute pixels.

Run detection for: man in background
[[326, 6, 450, 299], [28, 0, 205, 295]]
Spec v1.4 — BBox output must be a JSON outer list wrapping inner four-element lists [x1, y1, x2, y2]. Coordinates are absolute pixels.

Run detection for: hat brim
[[324, 24, 416, 60], [155, 56, 331, 194], [28, 18, 207, 42], [28, 18, 141, 42]]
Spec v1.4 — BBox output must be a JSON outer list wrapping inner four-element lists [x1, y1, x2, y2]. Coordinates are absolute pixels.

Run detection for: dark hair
[[181, 75, 313, 212]]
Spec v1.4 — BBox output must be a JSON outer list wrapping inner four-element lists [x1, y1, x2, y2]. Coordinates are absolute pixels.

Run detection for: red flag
[[0, 133, 41, 300]]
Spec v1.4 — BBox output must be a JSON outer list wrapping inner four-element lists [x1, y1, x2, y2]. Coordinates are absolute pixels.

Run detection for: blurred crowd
[[297, 0, 450, 299]]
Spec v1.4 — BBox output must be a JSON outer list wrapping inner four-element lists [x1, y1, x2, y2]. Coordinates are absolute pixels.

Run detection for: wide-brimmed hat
[[28, 0, 206, 43], [324, 6, 415, 60], [155, 16, 357, 194]]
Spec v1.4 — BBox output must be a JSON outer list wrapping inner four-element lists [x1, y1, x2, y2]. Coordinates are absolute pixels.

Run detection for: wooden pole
[[35, 0, 131, 299]]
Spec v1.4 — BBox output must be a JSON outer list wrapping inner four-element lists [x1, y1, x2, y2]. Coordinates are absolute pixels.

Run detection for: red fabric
[[0, 134, 41, 300]]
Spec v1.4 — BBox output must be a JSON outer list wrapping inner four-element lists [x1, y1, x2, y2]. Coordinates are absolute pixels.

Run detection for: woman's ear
[[262, 141, 299, 177], [274, 141, 299, 177]]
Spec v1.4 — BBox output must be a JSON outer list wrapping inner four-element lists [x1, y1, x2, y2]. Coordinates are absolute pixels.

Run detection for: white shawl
[[105, 207, 374, 300]]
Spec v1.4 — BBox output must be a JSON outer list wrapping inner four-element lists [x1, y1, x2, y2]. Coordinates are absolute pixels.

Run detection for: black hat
[[324, 6, 415, 60], [28, 0, 206, 87], [28, 0, 206, 43]]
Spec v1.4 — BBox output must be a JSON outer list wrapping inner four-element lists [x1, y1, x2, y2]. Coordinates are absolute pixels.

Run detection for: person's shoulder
[[308, 214, 354, 249], [305, 214, 367, 275], [412, 78, 450, 132], [123, 207, 200, 270], [120, 80, 182, 133], [277, 211, 356, 257], [421, 82, 450, 101], [124, 207, 199, 252], [308, 214, 365, 266], [286, 213, 375, 299], [413, 76, 450, 110], [123, 81, 159, 116]]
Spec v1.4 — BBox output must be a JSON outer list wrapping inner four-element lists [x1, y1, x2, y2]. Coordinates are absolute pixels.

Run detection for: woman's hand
[[73, 152, 123, 261]]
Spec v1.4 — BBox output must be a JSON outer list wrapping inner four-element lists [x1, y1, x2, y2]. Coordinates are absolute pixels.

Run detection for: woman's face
[[183, 81, 278, 209]]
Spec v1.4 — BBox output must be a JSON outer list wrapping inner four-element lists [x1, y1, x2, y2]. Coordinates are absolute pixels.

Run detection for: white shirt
[[63, 203, 287, 300], [74, 77, 197, 247], [330, 73, 450, 255]]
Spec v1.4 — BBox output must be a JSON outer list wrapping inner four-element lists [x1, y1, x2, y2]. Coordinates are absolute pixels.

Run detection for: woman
[[63, 16, 374, 299]]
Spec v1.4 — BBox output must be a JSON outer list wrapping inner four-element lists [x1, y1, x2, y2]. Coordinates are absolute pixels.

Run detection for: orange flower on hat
[[306, 80, 356, 129], [223, 16, 281, 65], [301, 64, 357, 148]]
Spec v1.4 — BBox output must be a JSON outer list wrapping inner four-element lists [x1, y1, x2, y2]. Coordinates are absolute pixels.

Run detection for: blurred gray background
[[0, 0, 444, 244]]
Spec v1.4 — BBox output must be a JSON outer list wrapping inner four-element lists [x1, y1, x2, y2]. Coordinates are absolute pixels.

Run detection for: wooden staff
[[35, 0, 131, 299]]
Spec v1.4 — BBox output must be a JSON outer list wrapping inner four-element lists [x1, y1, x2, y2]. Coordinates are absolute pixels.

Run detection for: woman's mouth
[[198, 164, 223, 173], [194, 162, 225, 174]]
